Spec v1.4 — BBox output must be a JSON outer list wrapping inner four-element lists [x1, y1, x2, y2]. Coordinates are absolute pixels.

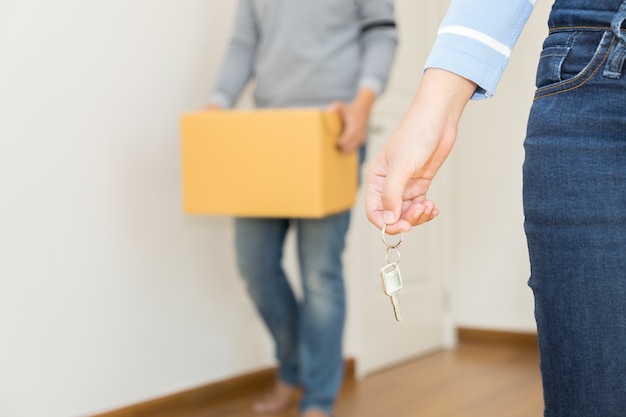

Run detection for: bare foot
[[301, 409, 332, 417], [252, 381, 297, 414]]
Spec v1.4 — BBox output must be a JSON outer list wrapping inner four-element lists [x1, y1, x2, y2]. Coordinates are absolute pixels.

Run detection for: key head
[[380, 263, 402, 296]]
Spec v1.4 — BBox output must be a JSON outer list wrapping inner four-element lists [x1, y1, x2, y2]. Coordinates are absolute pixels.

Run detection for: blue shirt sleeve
[[424, 0, 538, 99]]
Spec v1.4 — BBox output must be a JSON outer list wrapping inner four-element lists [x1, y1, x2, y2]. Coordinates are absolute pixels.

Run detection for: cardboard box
[[181, 109, 358, 218]]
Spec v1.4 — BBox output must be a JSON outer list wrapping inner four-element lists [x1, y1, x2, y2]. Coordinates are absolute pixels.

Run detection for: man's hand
[[329, 88, 376, 154]]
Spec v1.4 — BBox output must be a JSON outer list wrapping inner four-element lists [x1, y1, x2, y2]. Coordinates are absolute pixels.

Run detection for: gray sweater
[[209, 0, 398, 109]]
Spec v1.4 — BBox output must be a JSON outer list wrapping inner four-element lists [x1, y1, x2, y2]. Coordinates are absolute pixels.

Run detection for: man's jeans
[[524, 1, 626, 415], [235, 211, 351, 414]]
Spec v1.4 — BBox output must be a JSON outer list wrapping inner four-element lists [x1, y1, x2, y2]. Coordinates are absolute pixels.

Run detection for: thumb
[[380, 159, 412, 225], [327, 100, 342, 111], [330, 102, 353, 145], [329, 101, 348, 125]]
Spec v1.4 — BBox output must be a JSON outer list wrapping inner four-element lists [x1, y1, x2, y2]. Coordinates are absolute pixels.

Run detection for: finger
[[328, 101, 347, 123], [335, 106, 355, 151], [382, 219, 412, 234], [401, 200, 439, 226], [337, 129, 355, 152]]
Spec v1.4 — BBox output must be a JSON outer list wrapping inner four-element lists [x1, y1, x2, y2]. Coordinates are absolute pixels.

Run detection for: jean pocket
[[535, 31, 612, 95], [535, 46, 570, 88]]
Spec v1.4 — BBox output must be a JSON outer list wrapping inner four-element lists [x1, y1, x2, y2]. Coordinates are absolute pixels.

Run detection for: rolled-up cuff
[[424, 31, 513, 100]]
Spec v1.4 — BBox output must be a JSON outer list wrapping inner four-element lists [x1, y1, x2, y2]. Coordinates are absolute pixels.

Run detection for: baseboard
[[90, 330, 535, 417], [457, 327, 538, 348], [92, 358, 355, 417]]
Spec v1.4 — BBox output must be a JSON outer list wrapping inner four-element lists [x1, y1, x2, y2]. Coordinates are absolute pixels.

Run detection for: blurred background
[[0, 1, 551, 416]]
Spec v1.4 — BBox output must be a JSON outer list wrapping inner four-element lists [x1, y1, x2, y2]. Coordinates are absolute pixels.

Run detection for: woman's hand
[[365, 69, 476, 233]]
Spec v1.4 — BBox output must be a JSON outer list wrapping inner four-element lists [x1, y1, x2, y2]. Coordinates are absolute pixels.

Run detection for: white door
[[345, 0, 454, 377], [346, 108, 454, 377]]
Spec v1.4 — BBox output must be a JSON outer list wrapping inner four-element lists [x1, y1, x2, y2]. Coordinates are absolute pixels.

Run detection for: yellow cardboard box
[[180, 109, 358, 218]]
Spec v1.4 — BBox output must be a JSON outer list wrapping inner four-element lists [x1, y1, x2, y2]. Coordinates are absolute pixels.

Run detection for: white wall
[[0, 2, 274, 417], [448, 0, 552, 332]]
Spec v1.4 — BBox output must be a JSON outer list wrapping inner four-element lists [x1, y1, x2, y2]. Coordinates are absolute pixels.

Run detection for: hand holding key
[[380, 226, 404, 322]]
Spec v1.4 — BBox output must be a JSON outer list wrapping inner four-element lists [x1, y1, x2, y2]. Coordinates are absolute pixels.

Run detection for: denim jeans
[[235, 210, 351, 414], [524, 1, 626, 415]]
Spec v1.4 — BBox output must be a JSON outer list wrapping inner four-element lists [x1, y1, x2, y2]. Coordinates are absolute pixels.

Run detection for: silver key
[[380, 263, 403, 322]]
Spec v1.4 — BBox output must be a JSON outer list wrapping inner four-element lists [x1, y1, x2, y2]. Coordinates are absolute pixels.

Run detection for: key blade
[[391, 294, 402, 322]]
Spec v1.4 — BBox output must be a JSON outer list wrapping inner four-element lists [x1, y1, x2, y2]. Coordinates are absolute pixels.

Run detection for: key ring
[[381, 225, 404, 249], [385, 246, 401, 267]]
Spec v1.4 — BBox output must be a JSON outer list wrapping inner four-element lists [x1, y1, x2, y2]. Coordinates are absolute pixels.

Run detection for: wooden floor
[[151, 342, 543, 417]]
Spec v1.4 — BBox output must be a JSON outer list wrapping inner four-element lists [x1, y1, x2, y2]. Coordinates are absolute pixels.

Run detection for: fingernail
[[383, 211, 395, 224]]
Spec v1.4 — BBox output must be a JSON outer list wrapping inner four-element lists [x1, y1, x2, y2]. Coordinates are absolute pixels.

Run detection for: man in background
[[207, 1, 397, 416]]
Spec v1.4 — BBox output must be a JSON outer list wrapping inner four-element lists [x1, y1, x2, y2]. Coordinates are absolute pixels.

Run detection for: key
[[380, 263, 403, 322]]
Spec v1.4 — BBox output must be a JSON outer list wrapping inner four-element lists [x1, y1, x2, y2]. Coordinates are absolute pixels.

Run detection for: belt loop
[[604, 1, 626, 79], [611, 1, 626, 44]]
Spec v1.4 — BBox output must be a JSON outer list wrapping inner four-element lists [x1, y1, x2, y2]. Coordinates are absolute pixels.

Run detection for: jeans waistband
[[549, 0, 626, 31]]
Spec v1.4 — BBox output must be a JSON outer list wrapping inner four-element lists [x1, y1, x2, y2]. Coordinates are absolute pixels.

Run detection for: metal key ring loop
[[385, 246, 401, 267], [381, 225, 404, 249]]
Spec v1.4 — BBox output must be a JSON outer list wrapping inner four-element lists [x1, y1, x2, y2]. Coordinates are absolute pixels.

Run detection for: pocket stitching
[[534, 35, 615, 101]]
